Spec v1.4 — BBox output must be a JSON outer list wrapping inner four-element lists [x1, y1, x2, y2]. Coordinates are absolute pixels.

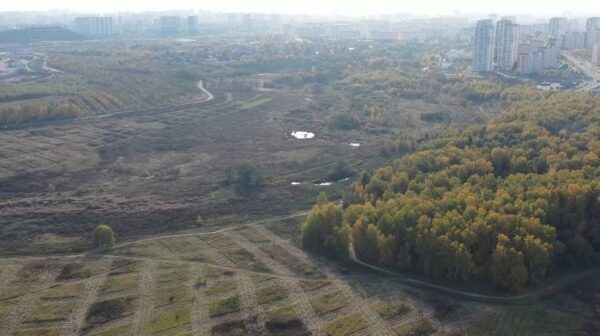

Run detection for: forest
[[302, 90, 600, 291]]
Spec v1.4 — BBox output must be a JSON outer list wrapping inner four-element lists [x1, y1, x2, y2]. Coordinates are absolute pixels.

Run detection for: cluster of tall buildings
[[74, 17, 115, 37], [473, 16, 600, 75], [550, 17, 600, 49], [72, 15, 201, 37]]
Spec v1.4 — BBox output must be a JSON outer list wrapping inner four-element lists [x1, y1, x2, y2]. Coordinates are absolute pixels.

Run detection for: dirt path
[[131, 260, 157, 335], [348, 242, 600, 303], [113, 210, 309, 249], [236, 272, 268, 334], [59, 257, 113, 336], [189, 264, 211, 336]]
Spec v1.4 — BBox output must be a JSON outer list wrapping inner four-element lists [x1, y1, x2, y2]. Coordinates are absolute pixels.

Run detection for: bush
[[326, 160, 356, 182], [93, 224, 116, 251], [329, 113, 361, 130], [233, 164, 266, 196]]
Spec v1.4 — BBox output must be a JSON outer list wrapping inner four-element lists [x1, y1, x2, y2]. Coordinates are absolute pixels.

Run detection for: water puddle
[[349, 143, 360, 147], [291, 131, 315, 139]]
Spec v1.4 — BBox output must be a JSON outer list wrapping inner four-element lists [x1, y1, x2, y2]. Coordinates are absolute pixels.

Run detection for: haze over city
[[2, 0, 600, 17]]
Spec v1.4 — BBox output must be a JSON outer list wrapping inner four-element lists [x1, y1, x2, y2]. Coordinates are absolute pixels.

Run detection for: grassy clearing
[[237, 227, 270, 243], [155, 284, 192, 307], [99, 273, 139, 296], [108, 259, 142, 276], [21, 234, 88, 255], [393, 318, 436, 336], [260, 244, 318, 276], [158, 238, 191, 254], [206, 278, 237, 296], [208, 296, 241, 317], [84, 296, 137, 330], [265, 304, 304, 332], [272, 148, 321, 164], [461, 306, 582, 336], [324, 313, 369, 336], [148, 306, 191, 334], [309, 291, 349, 316], [111, 242, 162, 258], [41, 282, 84, 300], [222, 248, 270, 272], [25, 301, 73, 322], [0, 305, 10, 319], [15, 261, 48, 283], [256, 284, 288, 305], [211, 320, 246, 336], [14, 328, 60, 336], [204, 266, 235, 279], [57, 262, 92, 280], [206, 235, 238, 249], [240, 97, 272, 110], [180, 250, 212, 262], [251, 274, 274, 284], [87, 323, 132, 336], [155, 265, 189, 284], [376, 300, 411, 320], [299, 279, 330, 292], [0, 284, 29, 302]]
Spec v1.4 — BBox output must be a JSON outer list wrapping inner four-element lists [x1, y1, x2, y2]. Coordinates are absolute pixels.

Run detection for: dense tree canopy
[[304, 91, 600, 291]]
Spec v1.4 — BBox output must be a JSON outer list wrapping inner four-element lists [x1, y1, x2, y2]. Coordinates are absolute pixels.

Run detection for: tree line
[[302, 91, 600, 291]]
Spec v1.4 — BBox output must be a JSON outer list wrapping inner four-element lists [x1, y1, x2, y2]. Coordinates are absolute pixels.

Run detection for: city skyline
[[2, 0, 600, 17]]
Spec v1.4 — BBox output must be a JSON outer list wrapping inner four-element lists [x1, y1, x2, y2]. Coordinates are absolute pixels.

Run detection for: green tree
[[326, 159, 356, 182], [93, 224, 116, 251], [301, 197, 349, 260], [234, 164, 265, 196]]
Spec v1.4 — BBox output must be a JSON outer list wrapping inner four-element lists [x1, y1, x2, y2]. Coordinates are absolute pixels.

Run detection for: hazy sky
[[2, 0, 599, 16]]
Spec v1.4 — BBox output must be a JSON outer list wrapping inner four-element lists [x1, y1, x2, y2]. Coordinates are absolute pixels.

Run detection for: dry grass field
[[0, 83, 388, 254], [0, 218, 447, 336]]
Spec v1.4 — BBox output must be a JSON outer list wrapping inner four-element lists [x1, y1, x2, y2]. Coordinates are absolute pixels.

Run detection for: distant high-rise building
[[517, 51, 543, 74], [473, 19, 495, 72], [187, 16, 199, 34], [567, 19, 579, 32], [160, 16, 181, 35], [585, 17, 600, 48], [495, 20, 519, 71], [74, 17, 115, 37], [593, 45, 600, 66], [542, 38, 559, 68], [549, 17, 567, 38], [562, 31, 586, 49], [517, 37, 559, 74]]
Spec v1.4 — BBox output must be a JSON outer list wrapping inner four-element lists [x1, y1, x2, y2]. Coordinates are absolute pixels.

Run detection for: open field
[[1, 215, 600, 335], [0, 82, 385, 254], [0, 219, 448, 336], [0, 39, 510, 255]]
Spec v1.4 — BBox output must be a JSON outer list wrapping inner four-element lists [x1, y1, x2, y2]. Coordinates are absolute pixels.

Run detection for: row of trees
[[302, 91, 600, 291]]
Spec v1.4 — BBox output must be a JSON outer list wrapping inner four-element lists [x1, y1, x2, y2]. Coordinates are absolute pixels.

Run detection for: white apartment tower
[[495, 20, 519, 71], [586, 17, 600, 48], [473, 19, 495, 72], [549, 17, 567, 38]]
